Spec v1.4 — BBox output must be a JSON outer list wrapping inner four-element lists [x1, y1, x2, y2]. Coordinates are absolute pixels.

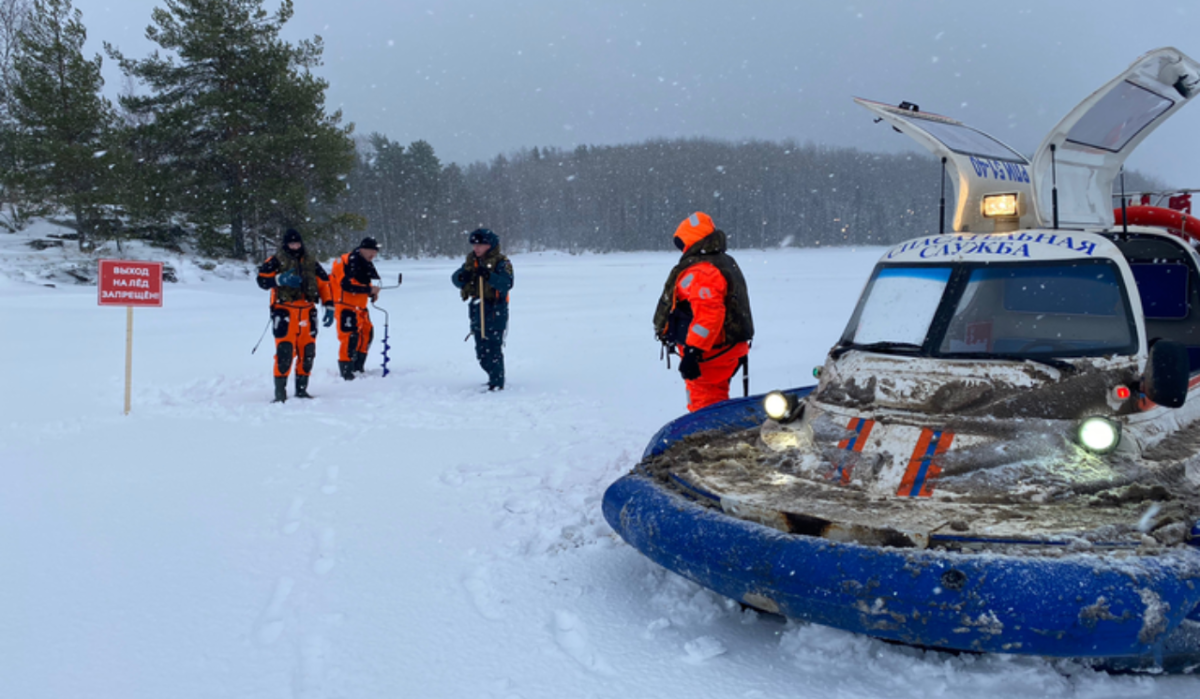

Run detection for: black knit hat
[[283, 228, 303, 245], [468, 228, 498, 246], [358, 236, 380, 251]]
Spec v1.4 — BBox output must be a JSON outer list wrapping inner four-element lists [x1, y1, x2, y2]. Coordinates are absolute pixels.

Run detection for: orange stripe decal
[[837, 418, 875, 452], [831, 418, 876, 485], [897, 428, 954, 497]]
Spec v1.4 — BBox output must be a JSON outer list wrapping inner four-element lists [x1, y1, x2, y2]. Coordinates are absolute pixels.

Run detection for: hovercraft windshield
[[837, 258, 1138, 364]]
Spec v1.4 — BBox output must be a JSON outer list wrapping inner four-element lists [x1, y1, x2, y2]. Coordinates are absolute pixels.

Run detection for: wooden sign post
[[98, 260, 164, 414]]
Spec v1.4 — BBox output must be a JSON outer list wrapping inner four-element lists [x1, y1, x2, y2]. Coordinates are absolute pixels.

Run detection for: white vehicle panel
[[854, 98, 1036, 234], [1030, 47, 1200, 228]]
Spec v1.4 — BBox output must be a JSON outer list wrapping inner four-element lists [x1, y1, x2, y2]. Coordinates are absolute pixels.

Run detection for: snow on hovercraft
[[604, 47, 1200, 668]]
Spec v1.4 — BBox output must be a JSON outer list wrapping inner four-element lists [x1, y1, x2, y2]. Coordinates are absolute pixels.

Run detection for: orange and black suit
[[329, 248, 380, 379], [654, 212, 755, 412], [257, 231, 333, 402]]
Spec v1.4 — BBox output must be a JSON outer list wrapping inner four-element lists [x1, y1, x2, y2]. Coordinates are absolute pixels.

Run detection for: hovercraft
[[604, 48, 1200, 670]]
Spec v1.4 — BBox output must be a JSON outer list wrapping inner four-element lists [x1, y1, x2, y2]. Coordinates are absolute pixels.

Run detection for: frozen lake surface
[[3, 241, 1197, 697]]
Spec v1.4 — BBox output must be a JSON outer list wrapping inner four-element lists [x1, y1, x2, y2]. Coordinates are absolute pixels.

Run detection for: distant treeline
[[339, 136, 947, 257], [334, 134, 1168, 259]]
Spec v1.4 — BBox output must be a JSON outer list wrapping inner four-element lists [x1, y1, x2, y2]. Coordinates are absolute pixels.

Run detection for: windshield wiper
[[831, 341, 924, 359], [941, 352, 1077, 373]]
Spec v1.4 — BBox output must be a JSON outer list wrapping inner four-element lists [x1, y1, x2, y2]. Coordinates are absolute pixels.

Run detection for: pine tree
[[107, 0, 355, 258], [8, 0, 113, 249], [440, 161, 479, 254], [0, 0, 29, 141], [402, 139, 441, 254], [0, 0, 33, 230], [362, 133, 405, 253]]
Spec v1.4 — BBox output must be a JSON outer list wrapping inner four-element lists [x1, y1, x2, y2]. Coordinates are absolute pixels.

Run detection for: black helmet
[[283, 228, 303, 245], [358, 236, 380, 251]]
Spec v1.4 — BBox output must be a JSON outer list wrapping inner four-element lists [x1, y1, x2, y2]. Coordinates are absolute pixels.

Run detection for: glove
[[277, 270, 302, 288], [322, 306, 334, 327], [678, 346, 703, 381], [476, 263, 492, 280], [456, 267, 475, 287]]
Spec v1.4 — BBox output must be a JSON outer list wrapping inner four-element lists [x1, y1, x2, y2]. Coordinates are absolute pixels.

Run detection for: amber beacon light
[[982, 193, 1019, 218]]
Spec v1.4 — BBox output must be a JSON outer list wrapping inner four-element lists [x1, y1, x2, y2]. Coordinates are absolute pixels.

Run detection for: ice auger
[[371, 273, 401, 378], [372, 300, 391, 377]]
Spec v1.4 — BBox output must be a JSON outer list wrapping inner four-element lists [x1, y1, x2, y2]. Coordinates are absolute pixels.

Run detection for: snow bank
[[0, 219, 254, 288]]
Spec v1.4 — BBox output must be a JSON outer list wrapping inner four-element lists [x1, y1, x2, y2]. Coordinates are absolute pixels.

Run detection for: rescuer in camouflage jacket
[[257, 228, 333, 402], [451, 228, 514, 390]]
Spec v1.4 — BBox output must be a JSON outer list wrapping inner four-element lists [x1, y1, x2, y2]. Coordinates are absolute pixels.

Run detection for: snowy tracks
[[462, 567, 507, 621], [254, 434, 353, 698], [256, 576, 295, 646], [553, 610, 615, 675], [436, 394, 645, 676], [282, 496, 304, 535]]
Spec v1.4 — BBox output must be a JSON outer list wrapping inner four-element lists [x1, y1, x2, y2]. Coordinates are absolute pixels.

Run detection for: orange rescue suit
[[330, 251, 376, 364], [671, 260, 750, 412], [257, 252, 333, 378]]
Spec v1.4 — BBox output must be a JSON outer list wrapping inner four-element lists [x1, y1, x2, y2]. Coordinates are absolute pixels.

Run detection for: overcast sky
[[77, 0, 1200, 185]]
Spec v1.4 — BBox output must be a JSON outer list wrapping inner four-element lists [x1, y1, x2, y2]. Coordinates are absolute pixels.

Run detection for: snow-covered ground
[[3, 228, 1197, 698]]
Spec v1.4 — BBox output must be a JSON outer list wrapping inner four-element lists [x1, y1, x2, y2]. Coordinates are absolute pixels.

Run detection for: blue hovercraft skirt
[[603, 388, 1200, 666]]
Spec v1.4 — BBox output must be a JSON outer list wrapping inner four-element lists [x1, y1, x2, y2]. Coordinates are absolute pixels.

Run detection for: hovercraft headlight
[[763, 390, 802, 423], [1078, 417, 1120, 454]]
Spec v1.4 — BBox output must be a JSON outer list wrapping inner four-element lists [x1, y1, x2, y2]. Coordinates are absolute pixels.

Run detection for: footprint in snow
[[300, 445, 320, 471], [255, 576, 294, 645], [282, 496, 305, 535], [321, 463, 339, 495], [463, 568, 505, 620], [683, 635, 727, 664], [502, 494, 540, 515], [643, 618, 671, 639], [292, 633, 327, 699], [553, 610, 613, 675]]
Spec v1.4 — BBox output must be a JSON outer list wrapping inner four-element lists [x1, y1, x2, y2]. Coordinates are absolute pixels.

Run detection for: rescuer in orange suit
[[257, 228, 333, 403], [653, 212, 755, 412], [329, 237, 382, 380]]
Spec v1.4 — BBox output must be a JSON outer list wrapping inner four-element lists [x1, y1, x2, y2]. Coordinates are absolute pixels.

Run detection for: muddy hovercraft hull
[[603, 389, 1200, 670]]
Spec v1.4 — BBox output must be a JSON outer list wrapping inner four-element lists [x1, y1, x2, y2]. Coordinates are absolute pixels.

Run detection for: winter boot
[[273, 376, 288, 403], [353, 352, 367, 373], [294, 374, 313, 399], [338, 362, 356, 381]]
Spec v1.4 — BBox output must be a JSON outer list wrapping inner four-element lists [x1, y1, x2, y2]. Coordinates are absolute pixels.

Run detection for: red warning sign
[[97, 260, 164, 307]]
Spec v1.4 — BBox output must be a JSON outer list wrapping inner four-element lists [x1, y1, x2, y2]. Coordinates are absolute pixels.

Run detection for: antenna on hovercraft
[[1050, 143, 1059, 229], [938, 157, 947, 235]]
